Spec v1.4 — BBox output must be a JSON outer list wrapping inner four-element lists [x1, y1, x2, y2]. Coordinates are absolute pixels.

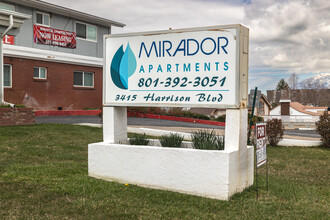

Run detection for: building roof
[[189, 108, 217, 116], [261, 94, 272, 109], [303, 106, 328, 110], [6, 0, 125, 28], [290, 102, 326, 116]]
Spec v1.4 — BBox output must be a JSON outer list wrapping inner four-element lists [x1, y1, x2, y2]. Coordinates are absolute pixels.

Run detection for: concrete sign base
[[88, 142, 253, 200], [88, 107, 254, 200]]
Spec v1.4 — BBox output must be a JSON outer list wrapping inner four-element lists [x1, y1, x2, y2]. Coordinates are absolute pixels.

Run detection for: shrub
[[192, 113, 210, 120], [215, 114, 264, 124], [315, 111, 330, 147], [249, 126, 256, 146], [247, 114, 264, 144], [98, 106, 103, 123], [182, 111, 195, 118], [215, 114, 226, 122], [167, 107, 185, 117], [248, 113, 264, 125], [0, 105, 11, 108], [15, 105, 26, 108], [266, 119, 284, 146], [160, 133, 183, 148], [127, 107, 211, 121], [129, 133, 149, 145], [191, 130, 224, 150]]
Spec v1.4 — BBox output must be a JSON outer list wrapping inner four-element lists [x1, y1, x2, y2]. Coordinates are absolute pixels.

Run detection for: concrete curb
[[73, 123, 102, 128], [278, 139, 321, 147], [296, 128, 316, 131]]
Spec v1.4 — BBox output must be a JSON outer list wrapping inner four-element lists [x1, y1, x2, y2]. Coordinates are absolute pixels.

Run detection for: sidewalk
[[74, 123, 322, 147]]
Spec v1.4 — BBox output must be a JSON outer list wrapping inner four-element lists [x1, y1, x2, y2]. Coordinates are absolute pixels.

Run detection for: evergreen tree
[[276, 79, 289, 90]]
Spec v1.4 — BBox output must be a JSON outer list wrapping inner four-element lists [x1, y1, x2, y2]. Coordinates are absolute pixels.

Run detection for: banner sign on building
[[104, 25, 249, 108], [33, 25, 76, 49], [256, 123, 267, 167], [3, 35, 14, 45]]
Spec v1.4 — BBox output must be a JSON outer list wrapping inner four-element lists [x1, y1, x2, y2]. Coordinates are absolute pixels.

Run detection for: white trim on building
[[4, 44, 103, 67]]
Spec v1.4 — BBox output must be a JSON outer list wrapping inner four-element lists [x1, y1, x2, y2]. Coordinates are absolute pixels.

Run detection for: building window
[[36, 12, 50, 27], [33, 67, 47, 79], [76, 22, 97, 41], [259, 100, 265, 115], [4, 64, 12, 88], [73, 71, 94, 87], [0, 3, 15, 11]]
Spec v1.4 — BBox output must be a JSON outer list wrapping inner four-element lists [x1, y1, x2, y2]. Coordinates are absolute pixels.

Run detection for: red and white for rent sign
[[256, 123, 267, 167]]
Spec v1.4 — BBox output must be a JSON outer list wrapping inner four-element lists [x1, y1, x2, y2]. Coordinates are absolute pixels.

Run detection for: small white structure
[[89, 25, 254, 200], [264, 99, 328, 124]]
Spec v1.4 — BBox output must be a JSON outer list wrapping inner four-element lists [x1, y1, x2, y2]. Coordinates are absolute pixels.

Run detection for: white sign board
[[256, 123, 267, 167], [104, 25, 248, 108]]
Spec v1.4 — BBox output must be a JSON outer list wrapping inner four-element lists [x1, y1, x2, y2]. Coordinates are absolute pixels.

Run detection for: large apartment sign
[[104, 25, 249, 108], [33, 25, 76, 49]]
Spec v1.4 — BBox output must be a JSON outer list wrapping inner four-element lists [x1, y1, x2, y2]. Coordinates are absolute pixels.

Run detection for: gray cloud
[[44, 0, 329, 91], [246, 0, 330, 74]]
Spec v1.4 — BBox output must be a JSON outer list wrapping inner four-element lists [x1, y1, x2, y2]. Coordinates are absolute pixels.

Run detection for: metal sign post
[[247, 87, 257, 144]]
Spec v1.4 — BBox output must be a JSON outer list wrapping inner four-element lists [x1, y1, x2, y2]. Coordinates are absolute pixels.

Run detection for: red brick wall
[[4, 57, 102, 110], [0, 108, 35, 126]]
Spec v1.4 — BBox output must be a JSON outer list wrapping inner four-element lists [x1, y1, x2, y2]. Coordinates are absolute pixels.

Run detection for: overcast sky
[[45, 0, 330, 92]]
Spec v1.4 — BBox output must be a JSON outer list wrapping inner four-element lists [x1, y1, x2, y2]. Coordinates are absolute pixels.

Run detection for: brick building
[[1, 0, 124, 110]]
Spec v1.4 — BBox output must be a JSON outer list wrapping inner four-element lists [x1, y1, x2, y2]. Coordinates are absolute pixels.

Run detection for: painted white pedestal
[[88, 107, 254, 200]]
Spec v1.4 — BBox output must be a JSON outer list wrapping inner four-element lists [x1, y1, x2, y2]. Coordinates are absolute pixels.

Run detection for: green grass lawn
[[0, 124, 329, 219]]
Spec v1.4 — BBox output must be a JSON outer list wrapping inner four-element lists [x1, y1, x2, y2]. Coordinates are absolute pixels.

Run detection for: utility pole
[[0, 15, 13, 105], [0, 10, 31, 105]]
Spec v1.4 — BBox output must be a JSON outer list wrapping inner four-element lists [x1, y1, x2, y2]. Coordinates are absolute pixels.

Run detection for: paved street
[[36, 115, 102, 125], [36, 115, 321, 139], [36, 115, 224, 129]]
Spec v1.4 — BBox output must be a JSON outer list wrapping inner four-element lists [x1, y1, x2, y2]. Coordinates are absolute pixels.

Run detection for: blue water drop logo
[[110, 43, 137, 90]]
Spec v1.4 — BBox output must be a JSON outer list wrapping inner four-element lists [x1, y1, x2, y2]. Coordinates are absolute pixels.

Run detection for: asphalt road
[[283, 129, 321, 139], [36, 115, 320, 138], [36, 115, 224, 129]]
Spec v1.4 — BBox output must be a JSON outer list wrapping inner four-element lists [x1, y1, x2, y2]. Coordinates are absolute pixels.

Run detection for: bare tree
[[302, 77, 327, 106], [288, 73, 299, 90]]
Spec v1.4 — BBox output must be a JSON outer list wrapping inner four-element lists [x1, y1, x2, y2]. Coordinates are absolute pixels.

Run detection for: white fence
[[262, 115, 320, 123]]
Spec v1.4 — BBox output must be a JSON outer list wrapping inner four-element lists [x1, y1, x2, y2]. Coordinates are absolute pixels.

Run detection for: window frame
[[33, 67, 47, 80], [73, 71, 94, 88], [36, 11, 50, 27], [0, 2, 15, 11], [3, 64, 12, 88], [75, 21, 97, 42]]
